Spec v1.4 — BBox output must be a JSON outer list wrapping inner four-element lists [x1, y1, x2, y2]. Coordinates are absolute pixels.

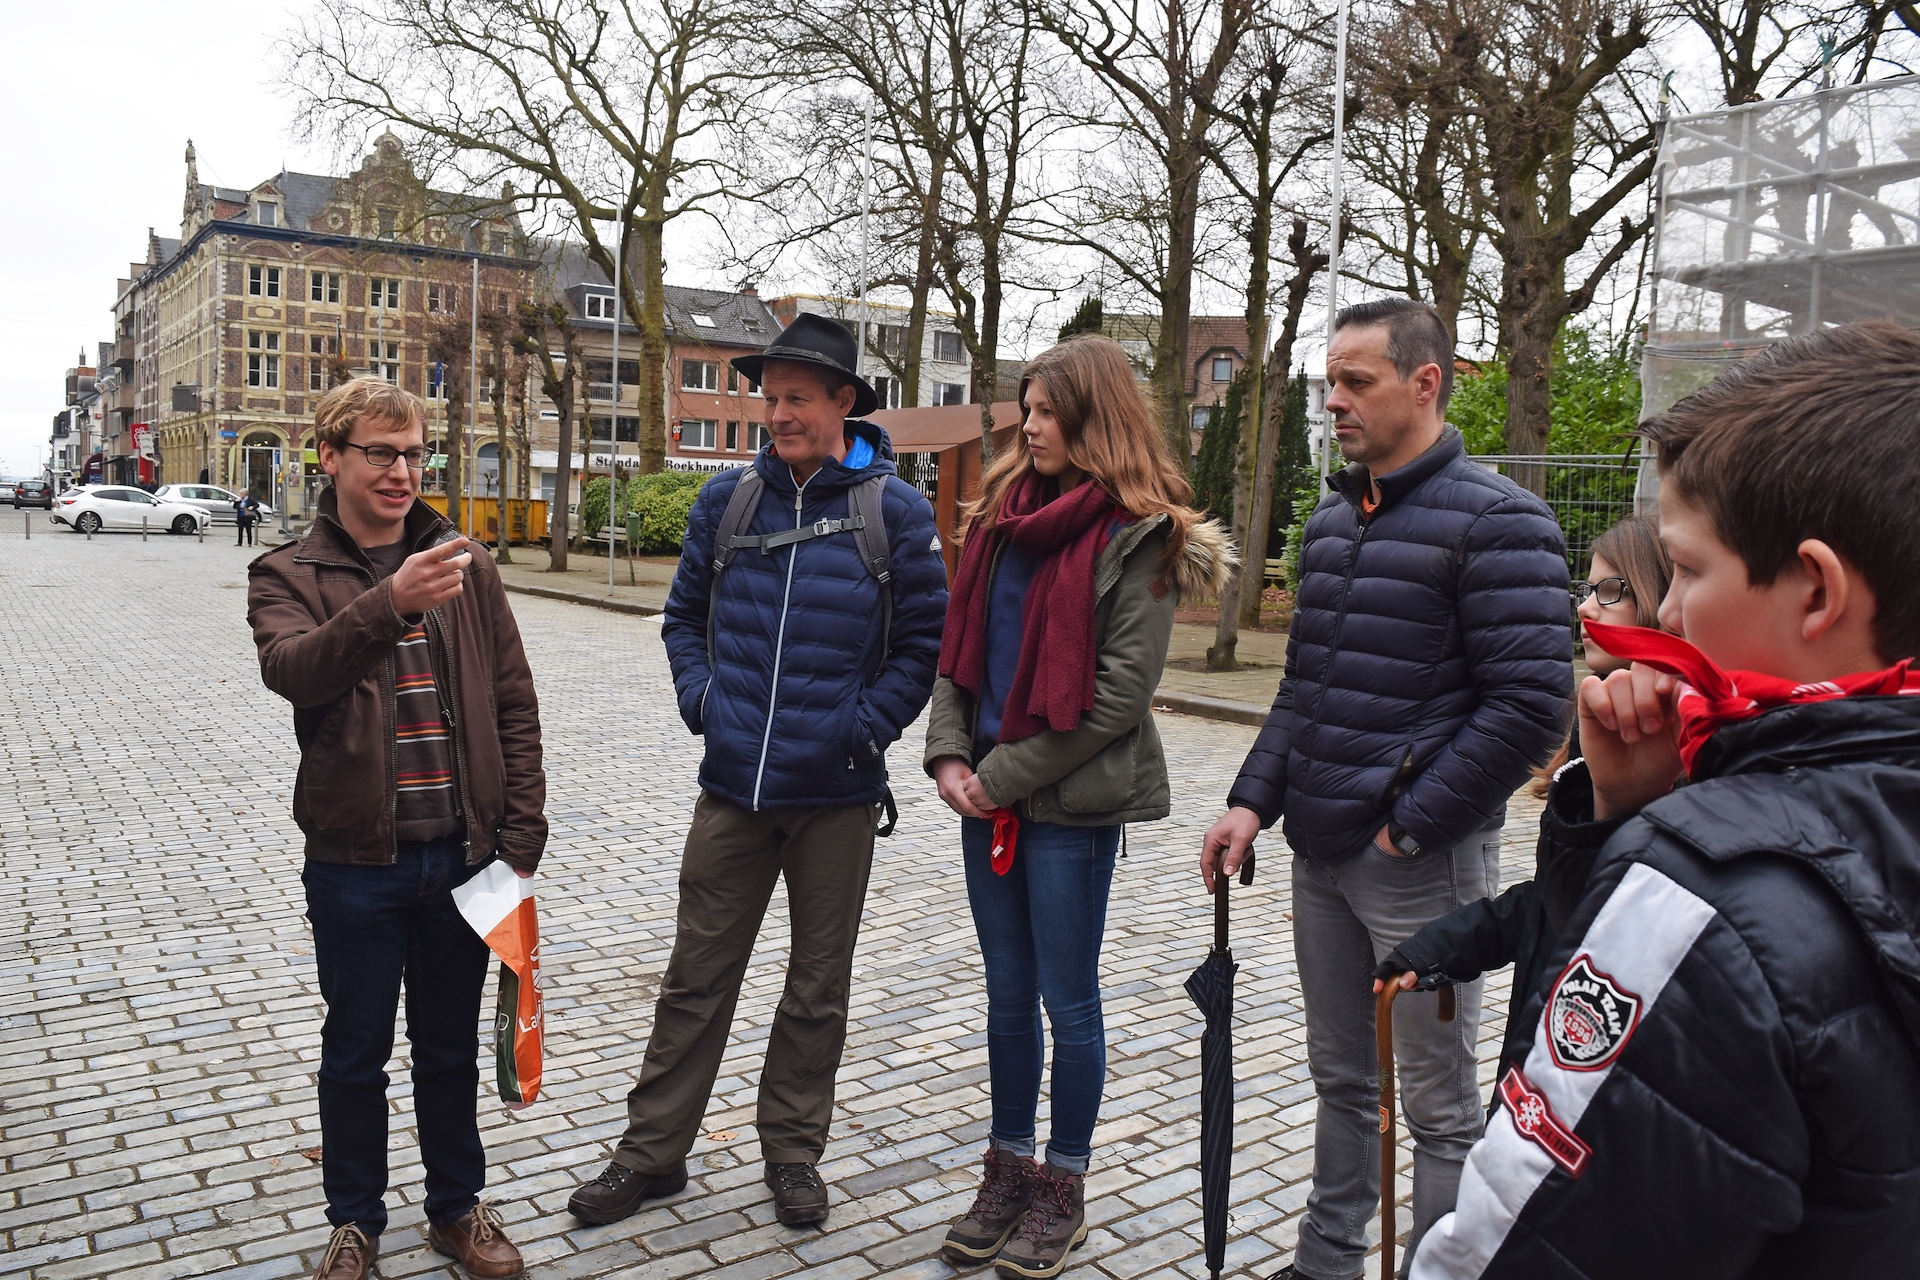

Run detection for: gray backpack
[[704, 466, 893, 683]]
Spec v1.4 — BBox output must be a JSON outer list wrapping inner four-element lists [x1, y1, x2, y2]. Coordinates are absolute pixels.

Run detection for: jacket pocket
[[1054, 726, 1139, 814]]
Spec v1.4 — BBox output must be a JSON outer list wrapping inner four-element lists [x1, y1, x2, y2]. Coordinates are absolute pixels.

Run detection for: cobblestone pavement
[[1, 528, 1537, 1280]]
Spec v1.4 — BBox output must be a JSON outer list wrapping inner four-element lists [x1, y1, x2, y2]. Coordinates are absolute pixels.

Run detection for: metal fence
[[1470, 454, 1640, 576]]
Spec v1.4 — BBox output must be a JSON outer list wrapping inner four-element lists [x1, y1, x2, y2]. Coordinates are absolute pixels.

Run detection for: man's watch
[[1385, 821, 1421, 859]]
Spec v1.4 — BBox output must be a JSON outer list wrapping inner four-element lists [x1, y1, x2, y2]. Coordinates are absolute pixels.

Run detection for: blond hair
[[967, 335, 1199, 565], [313, 377, 426, 450]]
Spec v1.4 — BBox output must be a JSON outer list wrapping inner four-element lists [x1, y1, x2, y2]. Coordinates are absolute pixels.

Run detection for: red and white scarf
[[1581, 620, 1920, 776]]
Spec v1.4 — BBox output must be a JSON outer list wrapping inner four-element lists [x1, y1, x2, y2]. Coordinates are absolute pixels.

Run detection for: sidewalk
[[493, 553, 1283, 724]]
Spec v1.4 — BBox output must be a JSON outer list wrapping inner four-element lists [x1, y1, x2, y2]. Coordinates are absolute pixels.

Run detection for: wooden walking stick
[[1375, 981, 1456, 1280]]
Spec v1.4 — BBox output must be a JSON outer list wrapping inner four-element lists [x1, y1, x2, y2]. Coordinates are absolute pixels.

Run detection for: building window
[[588, 416, 640, 442], [727, 365, 741, 393], [427, 363, 446, 400], [489, 230, 509, 254], [256, 202, 279, 227], [585, 359, 639, 401], [936, 382, 966, 406], [681, 360, 719, 391], [311, 271, 341, 304], [934, 330, 964, 362], [247, 331, 282, 389], [690, 313, 716, 328], [584, 293, 616, 320], [726, 420, 739, 450], [373, 341, 399, 384], [493, 291, 509, 312], [868, 323, 908, 357], [428, 283, 457, 313], [248, 265, 281, 298], [747, 422, 770, 451], [681, 418, 718, 450], [871, 376, 903, 410], [369, 277, 400, 309], [1211, 356, 1234, 382], [308, 334, 337, 391], [378, 207, 399, 238], [1191, 405, 1212, 431]]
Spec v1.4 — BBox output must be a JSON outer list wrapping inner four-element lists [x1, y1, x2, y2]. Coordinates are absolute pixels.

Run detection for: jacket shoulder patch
[[1498, 1066, 1591, 1178], [1546, 953, 1642, 1071]]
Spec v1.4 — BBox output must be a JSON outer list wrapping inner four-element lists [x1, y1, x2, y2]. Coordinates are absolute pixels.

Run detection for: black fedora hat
[[730, 313, 880, 418]]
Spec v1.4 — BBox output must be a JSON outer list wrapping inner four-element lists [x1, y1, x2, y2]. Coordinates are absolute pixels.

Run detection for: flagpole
[[1320, 0, 1350, 496], [609, 185, 623, 595], [469, 256, 479, 534]]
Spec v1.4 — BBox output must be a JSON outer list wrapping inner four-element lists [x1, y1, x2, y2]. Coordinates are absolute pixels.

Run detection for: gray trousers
[[613, 791, 878, 1173], [1291, 826, 1502, 1280]]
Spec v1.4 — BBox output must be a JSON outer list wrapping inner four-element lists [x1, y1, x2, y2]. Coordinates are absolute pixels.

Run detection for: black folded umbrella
[[1186, 852, 1254, 1280]]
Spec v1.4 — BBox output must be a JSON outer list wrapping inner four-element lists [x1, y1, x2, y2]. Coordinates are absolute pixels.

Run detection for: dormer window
[[378, 207, 399, 238], [255, 201, 279, 228], [690, 313, 716, 328], [584, 293, 617, 320]]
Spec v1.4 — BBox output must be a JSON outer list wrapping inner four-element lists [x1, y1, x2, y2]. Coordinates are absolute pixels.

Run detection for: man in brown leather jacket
[[248, 378, 546, 1280]]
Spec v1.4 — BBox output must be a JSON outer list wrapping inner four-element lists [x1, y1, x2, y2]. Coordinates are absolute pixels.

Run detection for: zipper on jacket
[[425, 609, 478, 861], [1308, 511, 1373, 734], [751, 480, 808, 810]]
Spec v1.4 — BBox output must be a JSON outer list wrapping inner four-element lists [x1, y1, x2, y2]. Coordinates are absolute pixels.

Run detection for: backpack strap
[[849, 474, 892, 684], [707, 467, 765, 670]]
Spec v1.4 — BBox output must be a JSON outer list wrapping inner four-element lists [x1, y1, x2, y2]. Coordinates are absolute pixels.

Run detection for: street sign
[[219, 429, 237, 439]]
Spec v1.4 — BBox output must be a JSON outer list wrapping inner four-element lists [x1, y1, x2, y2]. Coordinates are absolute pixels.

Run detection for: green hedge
[[580, 471, 713, 554]]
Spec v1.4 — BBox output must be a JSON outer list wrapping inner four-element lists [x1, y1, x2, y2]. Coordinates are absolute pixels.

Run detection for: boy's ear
[[1797, 538, 1881, 660]]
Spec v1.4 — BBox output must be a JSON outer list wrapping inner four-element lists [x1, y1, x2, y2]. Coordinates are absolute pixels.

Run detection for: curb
[[1151, 690, 1268, 726], [500, 580, 663, 617]]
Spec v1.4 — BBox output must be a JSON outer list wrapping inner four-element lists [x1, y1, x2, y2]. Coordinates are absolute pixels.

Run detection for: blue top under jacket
[[1227, 427, 1573, 861], [661, 421, 950, 810]]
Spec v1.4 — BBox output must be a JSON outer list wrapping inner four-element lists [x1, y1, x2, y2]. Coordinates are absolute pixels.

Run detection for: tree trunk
[[491, 350, 512, 564], [548, 395, 573, 571], [634, 197, 669, 476], [1208, 190, 1273, 671], [445, 381, 465, 537], [1155, 140, 1203, 465], [1503, 295, 1556, 495]]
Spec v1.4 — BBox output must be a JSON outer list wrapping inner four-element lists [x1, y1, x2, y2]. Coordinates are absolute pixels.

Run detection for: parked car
[[152, 484, 273, 525], [0, 478, 17, 502], [13, 480, 54, 509], [52, 486, 211, 535]]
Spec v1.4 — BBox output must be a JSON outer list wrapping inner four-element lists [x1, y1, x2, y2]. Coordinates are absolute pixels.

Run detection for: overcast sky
[[0, 2, 1769, 478]]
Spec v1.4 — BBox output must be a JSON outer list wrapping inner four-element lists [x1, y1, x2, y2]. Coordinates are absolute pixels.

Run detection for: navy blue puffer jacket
[[1227, 427, 1572, 861], [661, 421, 949, 811]]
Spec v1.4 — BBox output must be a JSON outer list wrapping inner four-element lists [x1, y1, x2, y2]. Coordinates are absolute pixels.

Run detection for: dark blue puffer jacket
[[660, 421, 949, 811], [1227, 427, 1572, 861]]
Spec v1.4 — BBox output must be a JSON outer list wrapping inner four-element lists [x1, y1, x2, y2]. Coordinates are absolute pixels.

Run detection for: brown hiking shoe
[[994, 1164, 1087, 1278], [427, 1202, 524, 1279], [942, 1146, 1039, 1264], [312, 1223, 375, 1280], [764, 1161, 831, 1225]]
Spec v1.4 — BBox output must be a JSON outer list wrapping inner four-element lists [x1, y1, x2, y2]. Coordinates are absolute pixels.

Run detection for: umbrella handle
[[1377, 983, 1399, 1280], [1212, 850, 1255, 955]]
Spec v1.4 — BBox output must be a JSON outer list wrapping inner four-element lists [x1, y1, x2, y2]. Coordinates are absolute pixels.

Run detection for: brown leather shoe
[[312, 1223, 375, 1280], [427, 1203, 524, 1279]]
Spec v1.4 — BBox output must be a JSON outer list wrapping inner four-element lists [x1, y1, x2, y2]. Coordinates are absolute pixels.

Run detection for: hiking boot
[[764, 1161, 830, 1225], [312, 1223, 375, 1280], [567, 1160, 689, 1224], [427, 1203, 523, 1279], [993, 1163, 1086, 1278], [941, 1146, 1038, 1264]]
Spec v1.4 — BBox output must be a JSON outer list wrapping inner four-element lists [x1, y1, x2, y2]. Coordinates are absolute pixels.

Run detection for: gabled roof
[[543, 240, 775, 347]]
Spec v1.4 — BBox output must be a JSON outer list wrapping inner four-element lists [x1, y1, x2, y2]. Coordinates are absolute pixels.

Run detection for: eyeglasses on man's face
[[1571, 576, 1631, 607], [343, 442, 428, 470]]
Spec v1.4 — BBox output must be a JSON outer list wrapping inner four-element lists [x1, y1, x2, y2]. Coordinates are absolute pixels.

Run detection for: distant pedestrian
[[248, 377, 547, 1280], [565, 312, 949, 1230], [926, 335, 1232, 1278], [236, 494, 259, 546], [1200, 298, 1572, 1279]]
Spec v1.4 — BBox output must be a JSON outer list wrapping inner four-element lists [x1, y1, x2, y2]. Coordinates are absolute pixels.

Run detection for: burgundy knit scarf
[[939, 470, 1124, 742]]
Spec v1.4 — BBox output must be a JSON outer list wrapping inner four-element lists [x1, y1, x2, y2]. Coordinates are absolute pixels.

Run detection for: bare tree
[[426, 302, 471, 534], [479, 305, 517, 562], [287, 0, 775, 476], [1679, 0, 1920, 104], [1025, 0, 1260, 461], [518, 299, 583, 571]]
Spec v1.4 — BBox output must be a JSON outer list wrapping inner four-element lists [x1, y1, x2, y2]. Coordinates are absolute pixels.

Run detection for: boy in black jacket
[[1404, 321, 1920, 1278]]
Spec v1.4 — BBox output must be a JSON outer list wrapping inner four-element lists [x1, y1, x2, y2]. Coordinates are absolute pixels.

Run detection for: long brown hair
[[964, 335, 1198, 564], [1531, 514, 1677, 794], [1588, 514, 1671, 630]]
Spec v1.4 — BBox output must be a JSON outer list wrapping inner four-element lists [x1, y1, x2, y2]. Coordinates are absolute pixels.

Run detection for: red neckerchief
[[1581, 621, 1920, 776]]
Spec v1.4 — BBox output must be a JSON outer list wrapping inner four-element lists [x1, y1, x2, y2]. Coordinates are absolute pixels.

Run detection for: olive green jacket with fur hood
[[923, 514, 1235, 826]]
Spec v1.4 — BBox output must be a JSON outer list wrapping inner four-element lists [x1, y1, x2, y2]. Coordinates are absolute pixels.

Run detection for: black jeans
[[237, 520, 255, 546], [302, 839, 490, 1237]]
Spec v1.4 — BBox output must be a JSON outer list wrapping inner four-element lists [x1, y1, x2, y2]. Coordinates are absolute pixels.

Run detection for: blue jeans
[[961, 815, 1119, 1174], [302, 840, 491, 1238]]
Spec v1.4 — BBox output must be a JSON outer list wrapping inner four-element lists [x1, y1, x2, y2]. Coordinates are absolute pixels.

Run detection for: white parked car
[[52, 486, 211, 536], [152, 483, 273, 525]]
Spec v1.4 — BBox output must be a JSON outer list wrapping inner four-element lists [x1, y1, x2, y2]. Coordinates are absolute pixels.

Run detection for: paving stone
[[1, 534, 1540, 1279]]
